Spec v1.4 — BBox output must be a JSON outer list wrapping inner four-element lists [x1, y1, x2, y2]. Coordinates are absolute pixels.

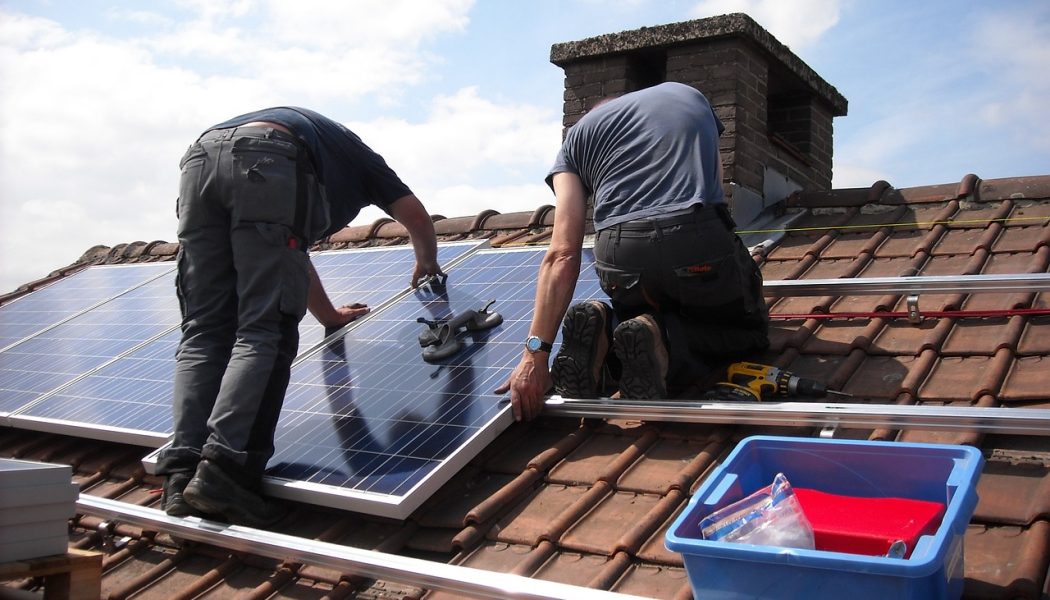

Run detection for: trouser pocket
[[671, 245, 748, 309], [246, 222, 310, 321], [229, 136, 300, 227], [596, 262, 647, 309]]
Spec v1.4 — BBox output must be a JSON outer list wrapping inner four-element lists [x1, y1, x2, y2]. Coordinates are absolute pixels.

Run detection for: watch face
[[526, 336, 541, 352], [526, 336, 551, 353]]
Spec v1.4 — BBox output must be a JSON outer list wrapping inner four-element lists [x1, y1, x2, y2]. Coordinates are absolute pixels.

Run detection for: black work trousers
[[593, 204, 769, 385]]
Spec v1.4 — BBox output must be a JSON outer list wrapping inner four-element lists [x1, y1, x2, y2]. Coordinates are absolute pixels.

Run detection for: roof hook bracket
[[97, 519, 129, 552], [906, 294, 922, 325]]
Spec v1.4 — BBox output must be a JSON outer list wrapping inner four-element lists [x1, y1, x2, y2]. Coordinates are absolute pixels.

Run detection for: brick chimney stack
[[550, 14, 848, 197]]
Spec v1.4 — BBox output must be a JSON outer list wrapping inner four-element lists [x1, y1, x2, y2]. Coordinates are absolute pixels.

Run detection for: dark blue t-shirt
[[547, 82, 726, 230], [206, 107, 412, 239]]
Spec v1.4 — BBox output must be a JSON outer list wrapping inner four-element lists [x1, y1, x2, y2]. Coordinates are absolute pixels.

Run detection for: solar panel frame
[[142, 245, 606, 518], [7, 242, 487, 445]]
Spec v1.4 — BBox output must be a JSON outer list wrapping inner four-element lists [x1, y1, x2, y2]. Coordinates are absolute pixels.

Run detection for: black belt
[[606, 203, 729, 232], [197, 125, 301, 146]]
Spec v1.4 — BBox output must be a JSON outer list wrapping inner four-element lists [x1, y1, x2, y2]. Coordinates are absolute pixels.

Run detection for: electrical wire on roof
[[737, 215, 1050, 236], [769, 307, 1050, 321]]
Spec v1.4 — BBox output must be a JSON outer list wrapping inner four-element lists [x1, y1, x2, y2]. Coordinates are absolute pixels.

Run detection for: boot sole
[[551, 303, 607, 398], [614, 319, 667, 400], [162, 474, 202, 517], [164, 495, 199, 517], [183, 463, 285, 528]]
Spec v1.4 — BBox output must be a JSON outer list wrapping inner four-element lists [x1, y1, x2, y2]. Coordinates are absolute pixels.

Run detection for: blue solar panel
[[8, 243, 482, 444], [0, 271, 179, 417], [300, 242, 483, 352], [257, 246, 605, 517], [0, 264, 172, 351], [10, 330, 181, 445]]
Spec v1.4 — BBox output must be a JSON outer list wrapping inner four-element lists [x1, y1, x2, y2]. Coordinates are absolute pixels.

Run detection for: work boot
[[183, 460, 287, 528], [161, 472, 197, 517], [551, 301, 612, 399], [613, 314, 669, 399]]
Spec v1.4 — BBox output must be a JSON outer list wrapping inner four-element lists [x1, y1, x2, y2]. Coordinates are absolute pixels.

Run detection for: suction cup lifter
[[418, 300, 502, 363], [417, 273, 448, 293]]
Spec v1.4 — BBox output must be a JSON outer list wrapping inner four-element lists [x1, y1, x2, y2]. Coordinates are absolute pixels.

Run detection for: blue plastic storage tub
[[665, 436, 983, 600]]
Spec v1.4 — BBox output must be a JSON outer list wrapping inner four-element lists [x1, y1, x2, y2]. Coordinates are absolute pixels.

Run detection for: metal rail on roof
[[76, 496, 646, 600], [763, 273, 1050, 297], [545, 397, 1050, 436]]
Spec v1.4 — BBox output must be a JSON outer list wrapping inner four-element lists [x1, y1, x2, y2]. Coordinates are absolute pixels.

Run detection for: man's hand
[[495, 354, 551, 422], [411, 260, 445, 288], [320, 302, 369, 329]]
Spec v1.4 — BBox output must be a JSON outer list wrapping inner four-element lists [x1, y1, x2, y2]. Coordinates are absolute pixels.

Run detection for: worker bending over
[[157, 107, 444, 525], [499, 82, 769, 421]]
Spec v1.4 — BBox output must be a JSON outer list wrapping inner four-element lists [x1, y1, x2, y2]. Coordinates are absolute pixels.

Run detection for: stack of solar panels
[[0, 459, 78, 561]]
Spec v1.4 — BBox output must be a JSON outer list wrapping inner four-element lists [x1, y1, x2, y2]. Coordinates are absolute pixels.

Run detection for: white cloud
[[348, 86, 562, 191], [140, 0, 474, 104], [690, 0, 840, 51], [0, 3, 557, 294], [831, 164, 890, 189], [430, 183, 554, 219], [266, 0, 472, 49], [972, 9, 1050, 150], [105, 7, 173, 27]]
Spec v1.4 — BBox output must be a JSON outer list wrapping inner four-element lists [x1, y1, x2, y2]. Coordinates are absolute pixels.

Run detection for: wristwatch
[[525, 335, 553, 354]]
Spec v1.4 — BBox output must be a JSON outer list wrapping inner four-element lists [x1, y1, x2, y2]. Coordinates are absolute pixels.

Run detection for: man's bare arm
[[496, 172, 588, 421], [388, 194, 444, 287], [306, 259, 370, 327]]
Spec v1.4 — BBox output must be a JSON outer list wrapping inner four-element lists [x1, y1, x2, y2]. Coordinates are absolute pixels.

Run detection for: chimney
[[550, 14, 848, 209]]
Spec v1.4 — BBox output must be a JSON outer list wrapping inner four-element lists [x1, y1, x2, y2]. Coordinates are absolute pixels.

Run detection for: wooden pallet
[[0, 549, 102, 600]]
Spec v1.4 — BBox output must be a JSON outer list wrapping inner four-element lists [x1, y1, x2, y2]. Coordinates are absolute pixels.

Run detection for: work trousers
[[156, 125, 318, 488], [593, 203, 769, 385]]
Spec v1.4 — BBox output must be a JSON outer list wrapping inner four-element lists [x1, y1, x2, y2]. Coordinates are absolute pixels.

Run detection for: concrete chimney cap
[[550, 12, 847, 116]]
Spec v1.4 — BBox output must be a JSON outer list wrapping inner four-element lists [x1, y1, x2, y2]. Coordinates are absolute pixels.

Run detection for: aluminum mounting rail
[[77, 496, 646, 600], [763, 273, 1050, 297], [545, 397, 1050, 436]]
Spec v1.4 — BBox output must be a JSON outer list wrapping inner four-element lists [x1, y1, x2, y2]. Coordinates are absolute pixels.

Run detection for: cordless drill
[[725, 362, 852, 400]]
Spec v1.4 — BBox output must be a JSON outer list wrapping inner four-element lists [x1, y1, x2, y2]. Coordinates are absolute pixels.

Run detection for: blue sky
[[1, 0, 1047, 294]]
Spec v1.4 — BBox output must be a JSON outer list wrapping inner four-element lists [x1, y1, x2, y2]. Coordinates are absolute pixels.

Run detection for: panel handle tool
[[418, 300, 503, 363]]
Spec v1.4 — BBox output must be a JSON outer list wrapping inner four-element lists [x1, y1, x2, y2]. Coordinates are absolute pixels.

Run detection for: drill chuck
[[786, 375, 827, 397]]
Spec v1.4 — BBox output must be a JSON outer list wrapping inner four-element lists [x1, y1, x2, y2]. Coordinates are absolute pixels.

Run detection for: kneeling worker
[[499, 82, 769, 421]]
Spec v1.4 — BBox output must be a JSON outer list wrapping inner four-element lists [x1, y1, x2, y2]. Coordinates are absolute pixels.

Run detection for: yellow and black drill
[[723, 362, 852, 401]]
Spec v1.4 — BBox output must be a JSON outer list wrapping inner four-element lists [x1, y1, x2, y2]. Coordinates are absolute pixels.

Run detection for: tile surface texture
[[2, 174, 1049, 599]]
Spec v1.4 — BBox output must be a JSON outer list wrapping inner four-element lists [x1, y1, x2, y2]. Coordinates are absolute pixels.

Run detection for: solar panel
[[247, 246, 605, 518], [0, 263, 173, 351], [9, 330, 181, 445], [0, 270, 179, 418], [7, 243, 484, 444]]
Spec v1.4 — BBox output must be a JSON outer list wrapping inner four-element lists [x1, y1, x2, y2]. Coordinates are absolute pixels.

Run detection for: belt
[[198, 121, 300, 145], [606, 203, 725, 232]]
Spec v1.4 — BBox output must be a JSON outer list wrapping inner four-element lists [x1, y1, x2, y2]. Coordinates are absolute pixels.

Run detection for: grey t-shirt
[[547, 82, 726, 230]]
